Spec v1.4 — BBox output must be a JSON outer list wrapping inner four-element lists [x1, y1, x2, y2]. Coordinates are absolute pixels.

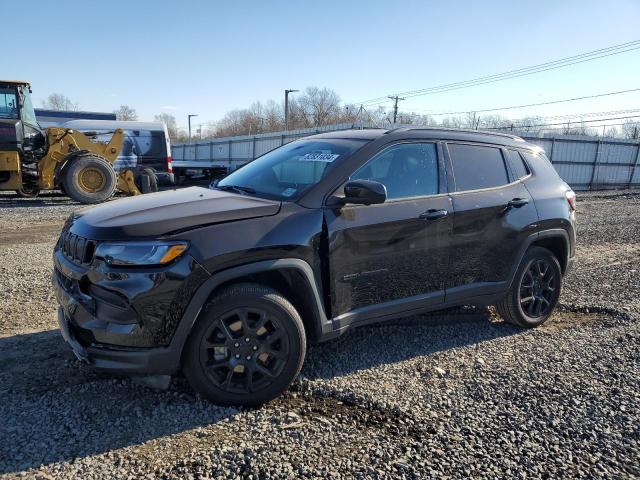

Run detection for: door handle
[[419, 209, 448, 220], [507, 198, 529, 208]]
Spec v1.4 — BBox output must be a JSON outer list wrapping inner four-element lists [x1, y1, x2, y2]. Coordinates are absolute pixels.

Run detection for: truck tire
[[62, 154, 117, 204], [15, 186, 40, 198], [496, 246, 563, 328], [136, 167, 158, 194], [183, 283, 306, 407]]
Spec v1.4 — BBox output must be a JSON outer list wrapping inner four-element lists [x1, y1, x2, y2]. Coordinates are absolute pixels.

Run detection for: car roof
[[310, 128, 388, 140], [311, 126, 531, 148]]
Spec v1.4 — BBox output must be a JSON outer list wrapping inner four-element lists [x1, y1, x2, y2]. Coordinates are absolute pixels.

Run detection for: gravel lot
[[1, 189, 639, 479]]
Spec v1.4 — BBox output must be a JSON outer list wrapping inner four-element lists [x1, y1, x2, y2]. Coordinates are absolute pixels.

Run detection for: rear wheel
[[15, 185, 40, 198], [136, 167, 158, 194], [62, 154, 117, 204], [496, 246, 562, 328], [183, 284, 306, 407]]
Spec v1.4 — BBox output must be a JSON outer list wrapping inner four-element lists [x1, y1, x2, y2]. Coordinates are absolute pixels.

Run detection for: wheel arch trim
[[169, 258, 330, 364], [507, 228, 570, 288]]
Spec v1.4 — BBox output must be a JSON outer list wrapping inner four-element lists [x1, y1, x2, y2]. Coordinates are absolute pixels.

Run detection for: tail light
[[565, 190, 577, 211], [167, 155, 173, 173]]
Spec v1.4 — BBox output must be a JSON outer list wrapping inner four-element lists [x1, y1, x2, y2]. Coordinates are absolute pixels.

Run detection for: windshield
[[0, 87, 19, 119], [20, 88, 38, 126], [217, 138, 367, 201]]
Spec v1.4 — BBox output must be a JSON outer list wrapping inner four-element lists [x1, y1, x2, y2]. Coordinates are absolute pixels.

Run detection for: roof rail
[[399, 126, 525, 141]]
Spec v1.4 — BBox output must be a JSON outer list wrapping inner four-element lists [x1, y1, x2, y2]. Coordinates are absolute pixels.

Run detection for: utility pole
[[284, 89, 299, 131], [188, 114, 198, 141], [388, 95, 405, 124]]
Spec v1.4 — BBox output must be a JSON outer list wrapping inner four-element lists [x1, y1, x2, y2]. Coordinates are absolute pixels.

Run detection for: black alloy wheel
[[496, 246, 563, 328], [199, 307, 289, 395], [183, 284, 306, 407], [519, 258, 558, 318]]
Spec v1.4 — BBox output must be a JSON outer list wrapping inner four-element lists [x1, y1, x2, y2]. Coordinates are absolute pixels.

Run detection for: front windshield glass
[[0, 87, 19, 119], [217, 138, 366, 201]]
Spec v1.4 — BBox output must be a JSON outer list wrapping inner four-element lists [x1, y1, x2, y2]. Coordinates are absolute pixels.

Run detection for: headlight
[[95, 242, 188, 266]]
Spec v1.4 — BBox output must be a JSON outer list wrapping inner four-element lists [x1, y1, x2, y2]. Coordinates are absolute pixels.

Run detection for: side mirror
[[343, 179, 387, 205]]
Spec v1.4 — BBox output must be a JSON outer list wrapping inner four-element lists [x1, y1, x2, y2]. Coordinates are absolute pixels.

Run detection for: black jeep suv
[[54, 127, 576, 406]]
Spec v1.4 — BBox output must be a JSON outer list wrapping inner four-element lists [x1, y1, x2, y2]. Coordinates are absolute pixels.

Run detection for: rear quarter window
[[448, 143, 509, 192], [507, 150, 530, 179]]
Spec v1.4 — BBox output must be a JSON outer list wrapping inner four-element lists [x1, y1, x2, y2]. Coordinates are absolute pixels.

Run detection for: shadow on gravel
[[0, 191, 75, 208], [0, 311, 521, 474], [302, 310, 521, 379]]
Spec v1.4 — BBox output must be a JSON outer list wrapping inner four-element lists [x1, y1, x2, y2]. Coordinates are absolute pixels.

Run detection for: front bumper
[[57, 308, 180, 373], [53, 248, 209, 373]]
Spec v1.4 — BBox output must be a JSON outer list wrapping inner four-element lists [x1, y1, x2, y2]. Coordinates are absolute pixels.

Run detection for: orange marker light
[[159, 244, 188, 264]]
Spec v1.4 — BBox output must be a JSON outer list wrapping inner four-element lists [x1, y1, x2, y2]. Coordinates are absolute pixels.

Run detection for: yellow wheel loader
[[0, 80, 145, 204]]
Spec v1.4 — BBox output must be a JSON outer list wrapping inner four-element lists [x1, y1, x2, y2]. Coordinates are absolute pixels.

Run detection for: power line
[[536, 108, 640, 121], [353, 40, 640, 106], [486, 114, 640, 130], [400, 87, 640, 116]]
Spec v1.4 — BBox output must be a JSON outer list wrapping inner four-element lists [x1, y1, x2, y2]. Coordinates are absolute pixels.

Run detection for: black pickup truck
[[53, 127, 576, 406]]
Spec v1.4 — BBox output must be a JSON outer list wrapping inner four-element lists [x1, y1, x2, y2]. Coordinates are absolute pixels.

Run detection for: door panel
[[325, 195, 452, 318], [445, 142, 539, 300], [447, 183, 537, 295]]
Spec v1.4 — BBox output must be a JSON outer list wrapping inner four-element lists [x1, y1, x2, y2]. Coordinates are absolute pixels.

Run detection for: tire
[[496, 246, 563, 328], [136, 168, 158, 194], [183, 283, 306, 407], [61, 153, 117, 204], [15, 186, 40, 198]]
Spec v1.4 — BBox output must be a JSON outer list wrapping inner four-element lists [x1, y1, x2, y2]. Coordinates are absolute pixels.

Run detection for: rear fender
[[505, 229, 570, 289]]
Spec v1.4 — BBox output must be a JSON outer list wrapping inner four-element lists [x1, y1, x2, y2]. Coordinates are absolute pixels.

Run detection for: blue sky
[[5, 0, 640, 130]]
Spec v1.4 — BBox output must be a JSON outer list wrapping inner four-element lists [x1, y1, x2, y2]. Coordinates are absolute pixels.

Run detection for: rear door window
[[507, 150, 530, 179], [447, 143, 509, 192]]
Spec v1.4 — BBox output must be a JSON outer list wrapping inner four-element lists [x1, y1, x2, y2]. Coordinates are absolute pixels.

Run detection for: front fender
[[167, 258, 331, 364]]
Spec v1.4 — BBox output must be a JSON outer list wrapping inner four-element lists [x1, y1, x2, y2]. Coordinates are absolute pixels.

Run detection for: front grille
[[55, 268, 75, 293], [59, 231, 96, 265]]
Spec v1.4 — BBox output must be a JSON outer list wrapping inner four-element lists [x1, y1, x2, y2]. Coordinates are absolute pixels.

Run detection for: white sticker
[[282, 187, 297, 197], [299, 153, 340, 162]]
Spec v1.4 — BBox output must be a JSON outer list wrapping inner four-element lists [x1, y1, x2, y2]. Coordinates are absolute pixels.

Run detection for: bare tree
[[114, 105, 138, 121], [154, 113, 178, 139], [42, 93, 79, 111], [293, 87, 342, 127], [621, 119, 639, 139]]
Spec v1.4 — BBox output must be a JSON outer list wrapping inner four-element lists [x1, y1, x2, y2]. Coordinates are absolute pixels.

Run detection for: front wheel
[[61, 153, 117, 204], [496, 246, 563, 328], [183, 283, 306, 407]]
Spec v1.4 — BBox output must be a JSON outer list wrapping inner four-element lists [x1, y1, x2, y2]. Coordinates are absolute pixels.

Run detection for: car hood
[[70, 187, 281, 239]]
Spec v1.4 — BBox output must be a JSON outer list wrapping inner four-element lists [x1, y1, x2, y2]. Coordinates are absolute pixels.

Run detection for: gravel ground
[[0, 189, 638, 479]]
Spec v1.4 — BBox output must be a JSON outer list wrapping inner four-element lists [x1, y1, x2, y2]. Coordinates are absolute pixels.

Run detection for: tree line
[[40, 89, 640, 141]]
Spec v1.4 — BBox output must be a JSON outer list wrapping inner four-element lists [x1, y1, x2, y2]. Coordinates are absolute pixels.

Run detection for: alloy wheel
[[519, 259, 557, 318], [198, 307, 289, 394]]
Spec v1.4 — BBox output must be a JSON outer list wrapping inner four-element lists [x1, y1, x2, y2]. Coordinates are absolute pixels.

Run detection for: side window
[[507, 150, 530, 179], [351, 143, 438, 199], [0, 87, 18, 119], [448, 144, 509, 192]]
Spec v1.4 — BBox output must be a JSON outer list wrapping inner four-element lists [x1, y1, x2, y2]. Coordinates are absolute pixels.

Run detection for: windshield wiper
[[216, 184, 256, 195]]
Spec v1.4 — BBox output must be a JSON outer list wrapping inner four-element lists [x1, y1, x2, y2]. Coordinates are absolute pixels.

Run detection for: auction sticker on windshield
[[299, 153, 340, 162]]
